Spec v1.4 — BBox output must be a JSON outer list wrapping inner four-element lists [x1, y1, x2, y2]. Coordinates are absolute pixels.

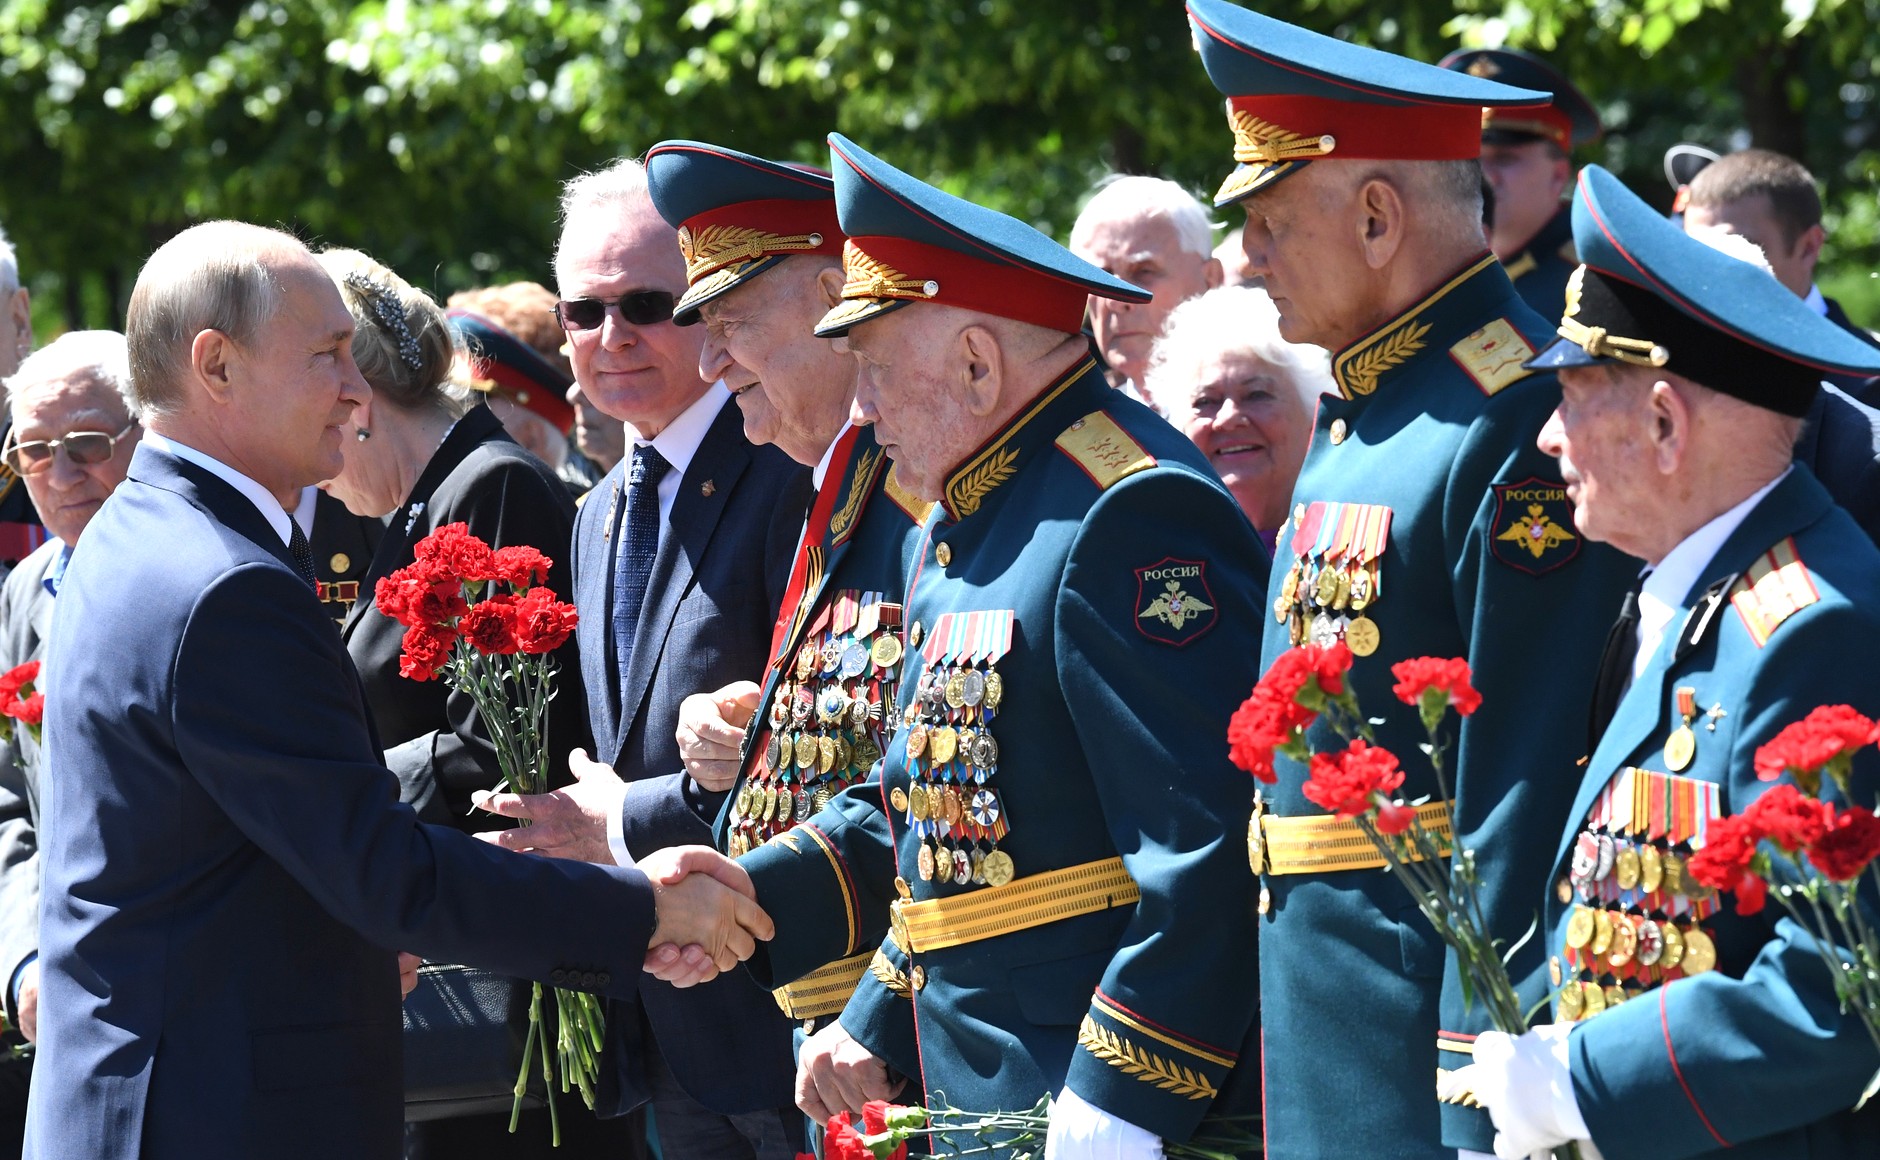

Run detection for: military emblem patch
[[1490, 477, 1580, 575], [1135, 558, 1217, 646]]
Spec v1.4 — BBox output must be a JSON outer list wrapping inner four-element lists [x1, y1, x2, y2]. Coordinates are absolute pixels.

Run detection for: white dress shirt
[[142, 431, 294, 548], [605, 381, 732, 867], [291, 485, 319, 541], [1805, 283, 1829, 317], [812, 421, 852, 492], [1632, 467, 1789, 682]]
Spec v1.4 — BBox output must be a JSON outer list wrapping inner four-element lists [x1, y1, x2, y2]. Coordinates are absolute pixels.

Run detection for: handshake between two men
[[474, 740, 773, 989]]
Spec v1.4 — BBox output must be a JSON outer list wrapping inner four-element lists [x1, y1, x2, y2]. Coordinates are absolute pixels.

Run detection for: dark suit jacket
[[343, 404, 591, 825], [574, 395, 809, 1116], [1795, 382, 1880, 547], [1823, 295, 1880, 401], [0, 541, 54, 1027], [25, 444, 654, 1160]]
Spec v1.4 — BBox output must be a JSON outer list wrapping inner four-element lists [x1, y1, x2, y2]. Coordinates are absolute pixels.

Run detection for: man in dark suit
[[0, 330, 141, 1155], [480, 160, 810, 1158], [24, 221, 772, 1160]]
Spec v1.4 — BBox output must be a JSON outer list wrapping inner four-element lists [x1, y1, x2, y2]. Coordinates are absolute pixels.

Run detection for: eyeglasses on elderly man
[[2, 423, 138, 475]]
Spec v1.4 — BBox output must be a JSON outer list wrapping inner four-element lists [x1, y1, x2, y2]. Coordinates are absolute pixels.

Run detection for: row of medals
[[902, 661, 1014, 889], [724, 625, 904, 857], [1273, 554, 1381, 657], [1555, 827, 1719, 1020]]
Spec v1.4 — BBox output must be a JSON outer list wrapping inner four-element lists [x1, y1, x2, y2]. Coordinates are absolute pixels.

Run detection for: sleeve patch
[[1729, 537, 1818, 647], [1134, 558, 1217, 647], [1490, 477, 1581, 575], [1077, 1014, 1221, 1102], [1450, 318, 1537, 396], [1056, 411, 1156, 490]]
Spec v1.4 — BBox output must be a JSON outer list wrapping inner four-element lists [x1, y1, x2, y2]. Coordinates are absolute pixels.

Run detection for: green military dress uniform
[[1544, 469, 1880, 1159], [737, 133, 1270, 1154], [1184, 5, 1640, 1152], [1511, 163, 1880, 1160]]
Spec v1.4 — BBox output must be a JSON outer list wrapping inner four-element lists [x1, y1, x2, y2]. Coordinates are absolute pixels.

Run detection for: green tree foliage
[[1, 0, 1876, 331]]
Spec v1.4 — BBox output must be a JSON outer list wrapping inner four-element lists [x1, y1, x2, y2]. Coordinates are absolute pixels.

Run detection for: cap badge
[[679, 224, 825, 282], [1230, 110, 1337, 165], [840, 241, 941, 303]]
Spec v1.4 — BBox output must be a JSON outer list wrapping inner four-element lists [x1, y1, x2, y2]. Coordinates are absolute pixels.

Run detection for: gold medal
[[1614, 845, 1641, 891], [944, 788, 966, 827], [917, 843, 936, 881], [1557, 977, 1584, 1020], [795, 644, 817, 681], [944, 671, 967, 709], [871, 633, 903, 670], [1579, 980, 1607, 1017], [935, 845, 954, 880], [1313, 565, 1339, 607], [909, 784, 931, 822], [1349, 567, 1372, 611], [1604, 985, 1627, 1009], [1332, 566, 1352, 611], [1607, 914, 1638, 969], [1681, 926, 1717, 974], [1565, 906, 1595, 949], [1659, 920, 1685, 969], [794, 734, 817, 770], [1591, 908, 1614, 957], [818, 735, 838, 774], [736, 785, 754, 818], [776, 788, 795, 825], [1663, 853, 1686, 897], [930, 726, 958, 766], [984, 671, 1004, 712], [982, 849, 1015, 887], [1663, 725, 1696, 773], [1639, 843, 1664, 894], [1278, 564, 1300, 610], [1344, 616, 1380, 657], [906, 723, 929, 760], [760, 785, 778, 822]]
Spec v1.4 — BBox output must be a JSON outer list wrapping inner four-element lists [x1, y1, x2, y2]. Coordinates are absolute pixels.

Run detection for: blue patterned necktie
[[613, 444, 671, 702], [287, 519, 319, 593]]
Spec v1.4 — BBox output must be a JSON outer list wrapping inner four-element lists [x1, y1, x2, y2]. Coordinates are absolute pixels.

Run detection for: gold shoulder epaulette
[[882, 465, 933, 523], [1055, 411, 1156, 490], [1730, 537, 1819, 647], [1451, 318, 1536, 397]]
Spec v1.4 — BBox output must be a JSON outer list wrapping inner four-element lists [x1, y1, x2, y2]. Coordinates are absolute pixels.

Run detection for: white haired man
[[1143, 284, 1326, 544], [0, 330, 140, 1152], [1069, 175, 1222, 409]]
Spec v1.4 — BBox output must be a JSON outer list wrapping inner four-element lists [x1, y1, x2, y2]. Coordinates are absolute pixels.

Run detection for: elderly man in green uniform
[[641, 139, 930, 1116], [1440, 48, 1602, 322], [724, 133, 1269, 1158], [1185, 2, 1637, 1157], [1458, 165, 1880, 1160]]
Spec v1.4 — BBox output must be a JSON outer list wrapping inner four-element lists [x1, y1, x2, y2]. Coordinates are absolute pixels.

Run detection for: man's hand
[[676, 681, 761, 792], [398, 953, 422, 999], [639, 846, 774, 987], [473, 747, 625, 864], [795, 1019, 904, 1125], [16, 961, 37, 1043], [1468, 1026, 1603, 1160]]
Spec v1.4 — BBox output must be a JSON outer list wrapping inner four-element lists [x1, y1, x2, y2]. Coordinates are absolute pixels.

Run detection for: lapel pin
[[1704, 703, 1728, 732], [701, 480, 716, 497]]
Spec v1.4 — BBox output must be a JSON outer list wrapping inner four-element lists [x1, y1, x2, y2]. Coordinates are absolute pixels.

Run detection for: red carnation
[[1375, 800, 1416, 835], [1227, 643, 1352, 783], [1743, 783, 1833, 852], [414, 522, 499, 582], [1391, 656, 1483, 722], [373, 574, 413, 625], [513, 587, 579, 655], [1730, 870, 1769, 916], [1753, 705, 1878, 794], [1301, 739, 1405, 819], [398, 623, 456, 681], [11, 692, 43, 728], [1809, 806, 1880, 882], [406, 568, 470, 626], [1687, 812, 1765, 894], [460, 597, 520, 655], [0, 660, 40, 717], [860, 1100, 912, 1160], [491, 545, 553, 589], [822, 1112, 870, 1160]]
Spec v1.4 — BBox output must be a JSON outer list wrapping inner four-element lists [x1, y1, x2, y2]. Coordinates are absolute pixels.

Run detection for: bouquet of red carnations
[[1229, 644, 1576, 1158], [804, 1097, 1259, 1159], [0, 660, 44, 751], [375, 523, 598, 1142], [1686, 704, 1880, 1107]]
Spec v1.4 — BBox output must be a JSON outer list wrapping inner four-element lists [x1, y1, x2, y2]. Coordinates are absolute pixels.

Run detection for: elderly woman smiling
[[1144, 285, 1328, 541]]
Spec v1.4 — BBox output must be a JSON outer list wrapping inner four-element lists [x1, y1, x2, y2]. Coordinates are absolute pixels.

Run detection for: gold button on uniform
[[911, 966, 926, 991], [1329, 418, 1348, 445], [936, 542, 952, 567], [890, 787, 910, 812], [329, 553, 351, 573], [910, 622, 924, 648]]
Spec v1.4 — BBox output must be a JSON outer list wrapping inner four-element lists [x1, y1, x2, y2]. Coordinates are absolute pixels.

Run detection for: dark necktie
[[1587, 581, 1643, 751], [287, 519, 319, 593], [613, 444, 671, 701]]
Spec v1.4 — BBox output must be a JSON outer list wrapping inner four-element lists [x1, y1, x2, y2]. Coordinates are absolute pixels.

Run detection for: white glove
[[1044, 1087, 1164, 1160], [1469, 1025, 1603, 1160]]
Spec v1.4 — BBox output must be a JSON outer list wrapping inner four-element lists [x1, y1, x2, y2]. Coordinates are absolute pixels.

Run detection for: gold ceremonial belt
[[890, 857, 1139, 954], [772, 950, 873, 1021], [1255, 801, 1453, 876]]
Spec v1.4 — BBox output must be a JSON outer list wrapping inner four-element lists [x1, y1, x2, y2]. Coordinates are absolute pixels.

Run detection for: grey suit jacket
[[0, 540, 56, 1024]]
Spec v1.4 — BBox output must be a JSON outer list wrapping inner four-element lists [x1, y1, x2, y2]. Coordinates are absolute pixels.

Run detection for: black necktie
[[1587, 581, 1642, 750], [287, 519, 319, 593], [613, 445, 671, 700]]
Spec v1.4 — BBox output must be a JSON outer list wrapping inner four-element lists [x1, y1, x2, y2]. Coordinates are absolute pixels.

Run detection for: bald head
[[126, 221, 313, 418]]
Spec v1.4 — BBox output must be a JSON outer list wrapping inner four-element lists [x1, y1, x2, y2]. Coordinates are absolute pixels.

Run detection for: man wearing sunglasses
[[0, 329, 140, 1152], [478, 159, 810, 1159]]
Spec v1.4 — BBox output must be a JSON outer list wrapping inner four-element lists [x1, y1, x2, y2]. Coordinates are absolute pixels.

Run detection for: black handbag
[[401, 962, 547, 1122]]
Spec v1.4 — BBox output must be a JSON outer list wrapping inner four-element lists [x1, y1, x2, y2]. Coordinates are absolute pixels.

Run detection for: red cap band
[[464, 356, 575, 434], [840, 236, 1093, 333], [678, 198, 845, 283], [1228, 93, 1492, 163]]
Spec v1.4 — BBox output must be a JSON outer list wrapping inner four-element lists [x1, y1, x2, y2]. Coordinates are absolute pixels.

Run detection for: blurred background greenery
[[3, 0, 1877, 338]]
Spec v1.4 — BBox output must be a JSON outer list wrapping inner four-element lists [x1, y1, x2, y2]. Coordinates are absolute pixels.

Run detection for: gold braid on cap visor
[[1230, 110, 1337, 164], [1558, 266, 1671, 368], [678, 224, 825, 282], [840, 241, 940, 302]]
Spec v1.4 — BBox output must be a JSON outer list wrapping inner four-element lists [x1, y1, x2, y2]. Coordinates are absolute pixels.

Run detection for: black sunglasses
[[554, 290, 678, 332], [3, 423, 137, 475]]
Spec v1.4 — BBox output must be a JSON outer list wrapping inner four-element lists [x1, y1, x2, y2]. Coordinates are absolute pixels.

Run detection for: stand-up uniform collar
[[937, 356, 1105, 522], [1329, 253, 1521, 400]]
